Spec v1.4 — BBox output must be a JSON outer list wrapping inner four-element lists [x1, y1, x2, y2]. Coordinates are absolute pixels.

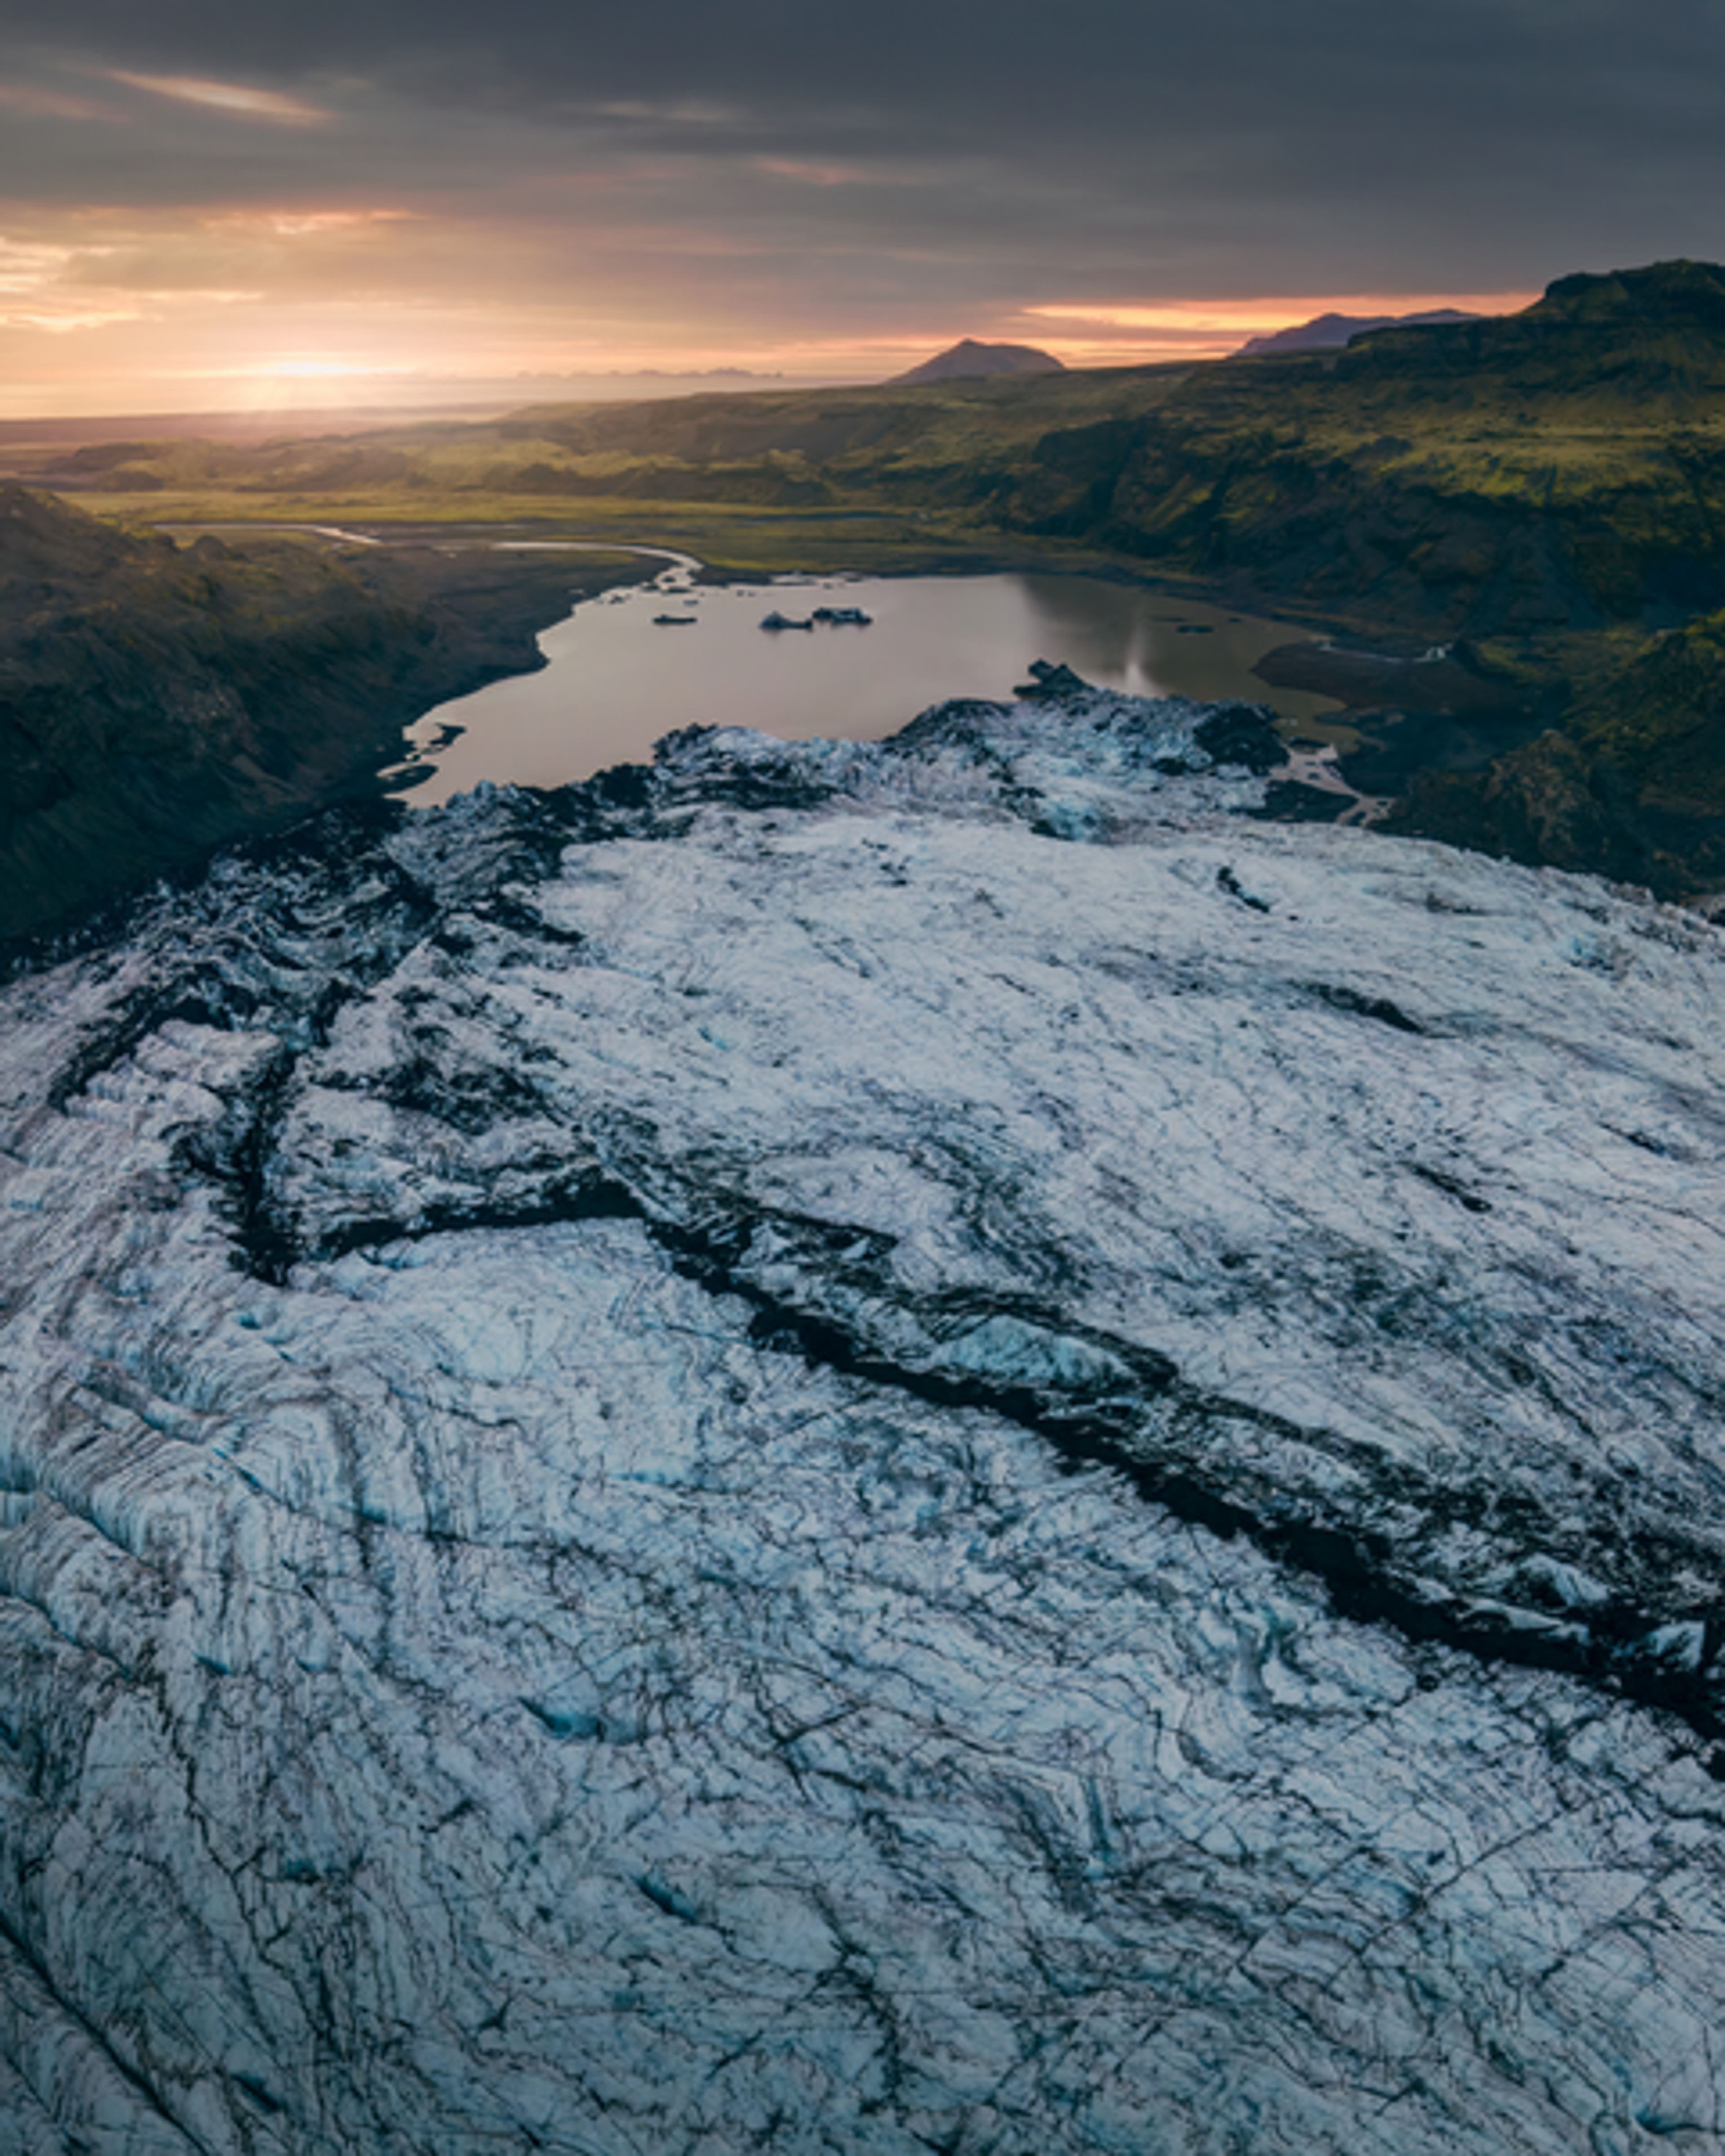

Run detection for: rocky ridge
[[2, 685, 1725, 2152]]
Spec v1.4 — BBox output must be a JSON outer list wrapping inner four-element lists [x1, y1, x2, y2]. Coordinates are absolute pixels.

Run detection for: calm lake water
[[392, 565, 1342, 807]]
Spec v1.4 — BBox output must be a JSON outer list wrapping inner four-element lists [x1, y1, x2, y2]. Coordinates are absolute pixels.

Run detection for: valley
[[8, 260, 1725, 915]]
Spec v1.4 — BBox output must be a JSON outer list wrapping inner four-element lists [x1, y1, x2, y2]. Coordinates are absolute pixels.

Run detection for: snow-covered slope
[[3, 688, 1725, 2154]]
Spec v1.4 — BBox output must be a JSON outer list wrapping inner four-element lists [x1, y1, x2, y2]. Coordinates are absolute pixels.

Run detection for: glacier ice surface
[[2, 687, 1725, 2152]]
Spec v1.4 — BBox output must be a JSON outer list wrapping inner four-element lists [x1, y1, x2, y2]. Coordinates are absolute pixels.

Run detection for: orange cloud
[[0, 309, 143, 333], [0, 239, 76, 296], [203, 209, 416, 239], [754, 159, 862, 187], [107, 72, 330, 128], [0, 83, 109, 122]]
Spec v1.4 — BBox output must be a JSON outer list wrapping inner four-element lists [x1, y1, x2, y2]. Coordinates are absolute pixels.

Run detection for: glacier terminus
[[1, 681, 1724, 2154]]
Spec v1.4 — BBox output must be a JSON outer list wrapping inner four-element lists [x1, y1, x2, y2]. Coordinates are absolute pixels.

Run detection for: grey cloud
[[9, 0, 1720, 134], [4, 0, 1725, 304]]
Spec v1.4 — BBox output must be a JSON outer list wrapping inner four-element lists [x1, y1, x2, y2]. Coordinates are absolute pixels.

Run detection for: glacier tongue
[[3, 689, 1725, 2153]]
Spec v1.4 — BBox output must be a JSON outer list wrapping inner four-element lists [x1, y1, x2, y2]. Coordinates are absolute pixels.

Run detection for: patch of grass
[[72, 488, 1124, 585]]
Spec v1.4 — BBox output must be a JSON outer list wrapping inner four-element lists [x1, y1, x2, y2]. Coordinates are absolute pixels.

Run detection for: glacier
[[2, 684, 1724, 2154]]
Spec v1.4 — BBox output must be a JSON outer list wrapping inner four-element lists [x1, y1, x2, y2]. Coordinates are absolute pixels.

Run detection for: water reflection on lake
[[393, 568, 1342, 807]]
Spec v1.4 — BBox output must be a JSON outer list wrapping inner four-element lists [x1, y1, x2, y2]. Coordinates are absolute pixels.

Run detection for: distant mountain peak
[[1235, 308, 1480, 358], [889, 338, 1066, 385]]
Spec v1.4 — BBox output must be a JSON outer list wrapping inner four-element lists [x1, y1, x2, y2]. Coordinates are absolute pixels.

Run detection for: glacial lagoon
[[392, 563, 1343, 805]]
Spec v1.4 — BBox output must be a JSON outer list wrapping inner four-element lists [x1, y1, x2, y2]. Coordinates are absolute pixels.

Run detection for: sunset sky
[[2, 0, 1721, 417]]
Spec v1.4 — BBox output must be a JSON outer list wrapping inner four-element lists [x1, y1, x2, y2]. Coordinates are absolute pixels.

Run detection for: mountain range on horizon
[[891, 310, 1493, 385], [1234, 306, 1484, 357]]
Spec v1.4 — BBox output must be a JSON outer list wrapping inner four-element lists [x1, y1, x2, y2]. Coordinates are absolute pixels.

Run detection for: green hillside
[[40, 261, 1725, 637], [13, 259, 1725, 897]]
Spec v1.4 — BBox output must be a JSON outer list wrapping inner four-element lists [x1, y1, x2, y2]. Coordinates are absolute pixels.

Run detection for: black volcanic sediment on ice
[[1, 686, 1723, 2152]]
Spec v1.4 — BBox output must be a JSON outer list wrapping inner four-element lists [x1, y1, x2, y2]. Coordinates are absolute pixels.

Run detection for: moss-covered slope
[[0, 487, 633, 944], [1389, 605, 1725, 892], [46, 263, 1725, 642]]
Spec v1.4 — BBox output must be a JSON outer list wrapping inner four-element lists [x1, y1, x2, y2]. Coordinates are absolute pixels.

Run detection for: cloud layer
[[0, 1, 1719, 407]]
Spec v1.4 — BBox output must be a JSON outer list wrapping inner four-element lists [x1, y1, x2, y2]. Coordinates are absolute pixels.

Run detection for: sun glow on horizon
[[249, 359, 402, 379], [0, 243, 1554, 421]]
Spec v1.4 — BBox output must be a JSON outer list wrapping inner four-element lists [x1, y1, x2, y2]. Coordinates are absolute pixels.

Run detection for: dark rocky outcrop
[[1389, 604, 1725, 894], [0, 486, 635, 946], [1388, 729, 1661, 885]]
